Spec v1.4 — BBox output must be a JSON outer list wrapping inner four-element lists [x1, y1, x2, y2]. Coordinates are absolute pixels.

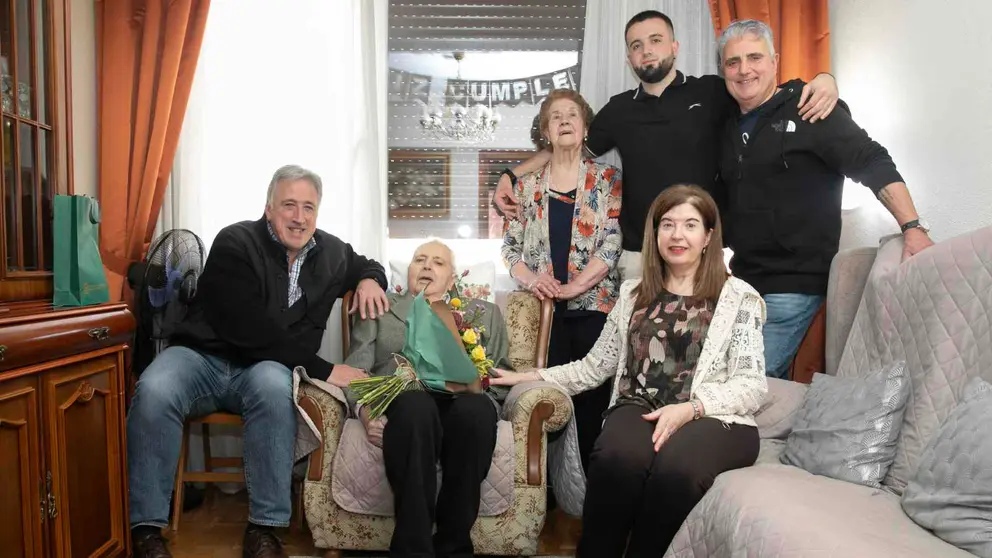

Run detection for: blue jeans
[[762, 293, 825, 380], [127, 346, 296, 528]]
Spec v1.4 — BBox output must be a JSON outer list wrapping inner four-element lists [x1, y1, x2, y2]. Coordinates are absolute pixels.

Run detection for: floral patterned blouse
[[501, 158, 623, 313], [615, 289, 715, 410]]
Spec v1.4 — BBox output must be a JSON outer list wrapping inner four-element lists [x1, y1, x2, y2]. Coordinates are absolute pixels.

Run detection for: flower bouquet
[[349, 286, 495, 419]]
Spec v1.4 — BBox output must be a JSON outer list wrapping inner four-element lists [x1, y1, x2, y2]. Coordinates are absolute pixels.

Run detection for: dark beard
[[634, 55, 675, 84]]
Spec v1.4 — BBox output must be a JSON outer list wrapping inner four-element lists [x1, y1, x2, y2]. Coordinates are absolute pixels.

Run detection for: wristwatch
[[500, 167, 518, 186], [900, 217, 930, 234]]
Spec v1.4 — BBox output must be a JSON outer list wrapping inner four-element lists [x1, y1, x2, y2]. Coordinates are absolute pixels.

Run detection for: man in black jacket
[[127, 165, 388, 558], [717, 20, 933, 379]]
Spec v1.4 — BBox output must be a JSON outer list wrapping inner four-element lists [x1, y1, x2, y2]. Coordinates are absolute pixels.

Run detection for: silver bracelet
[[690, 399, 701, 420]]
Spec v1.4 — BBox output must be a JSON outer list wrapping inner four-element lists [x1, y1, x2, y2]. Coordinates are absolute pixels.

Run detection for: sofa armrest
[[503, 380, 572, 486], [299, 382, 348, 483], [754, 377, 809, 440]]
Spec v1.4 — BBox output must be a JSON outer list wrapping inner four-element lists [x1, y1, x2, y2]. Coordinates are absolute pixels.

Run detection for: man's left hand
[[798, 73, 839, 123], [902, 228, 935, 262], [350, 278, 389, 319], [642, 403, 694, 452]]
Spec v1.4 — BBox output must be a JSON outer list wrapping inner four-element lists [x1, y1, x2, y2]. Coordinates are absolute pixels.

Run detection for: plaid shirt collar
[[266, 221, 317, 306]]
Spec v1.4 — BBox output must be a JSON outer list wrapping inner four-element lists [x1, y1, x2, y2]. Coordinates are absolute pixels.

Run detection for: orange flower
[[610, 178, 622, 197], [584, 172, 596, 191], [577, 218, 594, 237]]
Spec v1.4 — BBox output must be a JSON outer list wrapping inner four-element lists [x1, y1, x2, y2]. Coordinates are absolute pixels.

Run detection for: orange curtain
[[96, 0, 210, 300], [709, 0, 830, 83]]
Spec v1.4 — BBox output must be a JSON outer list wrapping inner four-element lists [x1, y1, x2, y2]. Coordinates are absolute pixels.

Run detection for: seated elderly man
[[127, 164, 388, 558], [344, 240, 512, 558]]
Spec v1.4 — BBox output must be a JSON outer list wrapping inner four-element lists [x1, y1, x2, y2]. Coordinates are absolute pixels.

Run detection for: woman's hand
[[642, 403, 694, 452], [359, 406, 387, 448], [489, 368, 542, 387], [528, 272, 561, 300], [556, 282, 585, 301]]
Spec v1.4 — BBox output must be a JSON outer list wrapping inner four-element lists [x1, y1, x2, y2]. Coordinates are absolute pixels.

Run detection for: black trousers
[[577, 404, 759, 558], [382, 389, 498, 558], [548, 310, 611, 473]]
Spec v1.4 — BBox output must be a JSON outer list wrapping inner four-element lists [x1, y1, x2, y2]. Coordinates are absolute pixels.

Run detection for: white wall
[[69, 0, 97, 197], [830, 0, 992, 249]]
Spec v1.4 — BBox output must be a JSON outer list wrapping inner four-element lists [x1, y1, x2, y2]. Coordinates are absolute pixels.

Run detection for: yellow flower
[[470, 345, 486, 362], [462, 329, 478, 345], [450, 297, 462, 309]]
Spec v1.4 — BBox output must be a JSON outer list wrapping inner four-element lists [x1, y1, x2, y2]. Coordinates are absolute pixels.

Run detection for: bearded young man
[[493, 10, 841, 281]]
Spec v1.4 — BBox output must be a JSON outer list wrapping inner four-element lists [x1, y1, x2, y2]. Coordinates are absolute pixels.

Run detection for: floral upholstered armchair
[[297, 290, 572, 557]]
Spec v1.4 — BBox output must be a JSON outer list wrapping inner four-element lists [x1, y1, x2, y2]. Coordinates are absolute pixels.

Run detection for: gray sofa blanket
[[667, 226, 992, 557]]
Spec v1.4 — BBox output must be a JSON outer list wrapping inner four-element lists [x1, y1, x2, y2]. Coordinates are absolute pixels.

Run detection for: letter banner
[[388, 65, 580, 107]]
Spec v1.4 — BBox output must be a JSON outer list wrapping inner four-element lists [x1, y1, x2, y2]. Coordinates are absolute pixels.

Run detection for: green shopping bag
[[52, 195, 110, 307]]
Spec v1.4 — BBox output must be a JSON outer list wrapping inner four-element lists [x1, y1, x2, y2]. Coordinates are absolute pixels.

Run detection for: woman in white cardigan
[[493, 185, 768, 557]]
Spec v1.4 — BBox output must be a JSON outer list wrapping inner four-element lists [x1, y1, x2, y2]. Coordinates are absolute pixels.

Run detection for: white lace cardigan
[[539, 277, 769, 427]]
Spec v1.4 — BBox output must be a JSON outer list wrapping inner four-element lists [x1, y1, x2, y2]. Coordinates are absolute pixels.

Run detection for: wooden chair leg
[[202, 422, 212, 471], [170, 423, 190, 532], [291, 478, 305, 533]]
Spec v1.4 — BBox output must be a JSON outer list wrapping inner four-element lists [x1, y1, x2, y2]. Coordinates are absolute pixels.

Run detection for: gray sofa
[[667, 226, 992, 557]]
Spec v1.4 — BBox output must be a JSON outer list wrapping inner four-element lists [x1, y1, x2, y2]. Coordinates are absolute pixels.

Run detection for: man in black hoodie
[[127, 165, 388, 558], [717, 20, 933, 380]]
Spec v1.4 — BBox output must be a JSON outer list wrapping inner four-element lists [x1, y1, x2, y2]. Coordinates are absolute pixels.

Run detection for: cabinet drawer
[[0, 304, 134, 373]]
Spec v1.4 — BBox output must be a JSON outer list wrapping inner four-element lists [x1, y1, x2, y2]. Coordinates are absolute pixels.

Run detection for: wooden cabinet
[[0, 302, 134, 558]]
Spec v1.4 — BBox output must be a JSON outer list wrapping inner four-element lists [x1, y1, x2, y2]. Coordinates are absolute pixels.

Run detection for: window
[[0, 0, 72, 303], [386, 0, 586, 266]]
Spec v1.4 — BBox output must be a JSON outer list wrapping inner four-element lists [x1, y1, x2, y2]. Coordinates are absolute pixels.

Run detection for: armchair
[[298, 290, 572, 557]]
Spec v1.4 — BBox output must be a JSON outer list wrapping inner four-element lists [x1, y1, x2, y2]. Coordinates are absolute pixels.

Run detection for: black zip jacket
[[720, 79, 904, 296], [170, 217, 387, 380]]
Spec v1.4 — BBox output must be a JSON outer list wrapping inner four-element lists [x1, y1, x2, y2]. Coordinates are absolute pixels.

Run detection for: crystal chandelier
[[419, 52, 501, 143]]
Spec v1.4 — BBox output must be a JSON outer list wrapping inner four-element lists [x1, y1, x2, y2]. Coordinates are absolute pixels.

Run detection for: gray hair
[[415, 238, 457, 273], [716, 19, 776, 76], [266, 164, 323, 207]]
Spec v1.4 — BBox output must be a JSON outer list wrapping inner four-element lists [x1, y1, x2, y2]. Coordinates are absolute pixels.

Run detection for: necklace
[[546, 188, 576, 204]]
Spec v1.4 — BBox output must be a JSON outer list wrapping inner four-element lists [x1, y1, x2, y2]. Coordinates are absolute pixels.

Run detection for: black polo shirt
[[586, 71, 735, 251]]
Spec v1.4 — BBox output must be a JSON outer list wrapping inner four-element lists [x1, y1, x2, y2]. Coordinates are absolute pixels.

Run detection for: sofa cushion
[[902, 377, 992, 557], [834, 227, 992, 493], [782, 362, 910, 488], [331, 418, 515, 517], [665, 463, 974, 558], [754, 378, 809, 440]]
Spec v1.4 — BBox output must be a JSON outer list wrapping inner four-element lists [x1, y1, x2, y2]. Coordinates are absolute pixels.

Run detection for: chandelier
[[419, 52, 501, 143]]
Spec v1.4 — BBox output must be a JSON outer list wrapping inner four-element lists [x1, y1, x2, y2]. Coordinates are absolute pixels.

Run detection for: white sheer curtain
[[580, 1, 717, 167], [158, 0, 388, 488]]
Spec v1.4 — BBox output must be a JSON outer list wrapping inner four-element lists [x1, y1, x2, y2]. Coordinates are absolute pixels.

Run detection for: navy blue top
[[547, 189, 574, 287], [548, 189, 597, 317]]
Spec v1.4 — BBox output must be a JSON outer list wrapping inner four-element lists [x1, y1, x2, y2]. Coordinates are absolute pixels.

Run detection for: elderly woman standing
[[501, 88, 622, 472], [495, 186, 768, 557]]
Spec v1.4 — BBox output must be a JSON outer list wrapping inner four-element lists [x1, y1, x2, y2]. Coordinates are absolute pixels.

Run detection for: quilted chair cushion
[[902, 377, 992, 557], [835, 227, 992, 493], [331, 418, 516, 517], [782, 362, 910, 488], [504, 291, 542, 371], [754, 377, 809, 440]]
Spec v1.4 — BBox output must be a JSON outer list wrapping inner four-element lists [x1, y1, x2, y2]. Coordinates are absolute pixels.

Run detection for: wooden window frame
[[477, 150, 534, 239], [0, 0, 74, 306]]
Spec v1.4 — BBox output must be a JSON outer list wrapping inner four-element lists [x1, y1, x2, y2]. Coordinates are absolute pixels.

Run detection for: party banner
[[389, 65, 580, 107]]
